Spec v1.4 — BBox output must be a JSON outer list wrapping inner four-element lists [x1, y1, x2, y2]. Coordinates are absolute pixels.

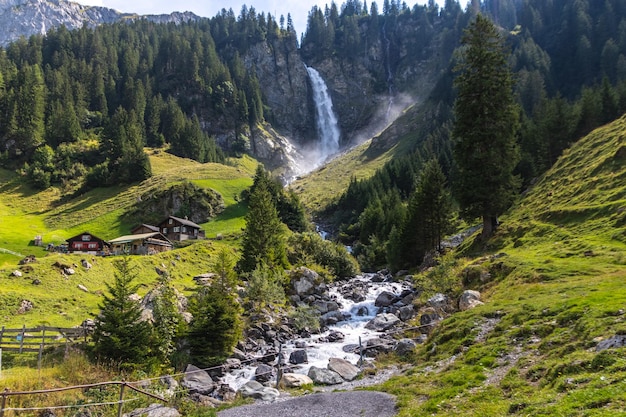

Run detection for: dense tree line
[[325, 0, 626, 272], [0, 13, 300, 190]]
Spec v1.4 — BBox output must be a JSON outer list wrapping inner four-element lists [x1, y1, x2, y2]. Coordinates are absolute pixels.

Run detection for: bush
[[287, 232, 360, 279]]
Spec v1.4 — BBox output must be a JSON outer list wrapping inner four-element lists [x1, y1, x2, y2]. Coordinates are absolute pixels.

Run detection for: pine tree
[[187, 273, 243, 367], [452, 14, 520, 239], [93, 257, 154, 367], [151, 271, 181, 367], [237, 174, 289, 273]]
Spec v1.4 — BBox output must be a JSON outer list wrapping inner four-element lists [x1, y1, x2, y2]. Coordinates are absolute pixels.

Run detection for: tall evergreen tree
[[237, 175, 289, 273], [452, 14, 520, 239], [92, 257, 154, 367]]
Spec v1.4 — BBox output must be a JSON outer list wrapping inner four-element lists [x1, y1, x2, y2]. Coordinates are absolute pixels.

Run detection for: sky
[[74, 0, 471, 40]]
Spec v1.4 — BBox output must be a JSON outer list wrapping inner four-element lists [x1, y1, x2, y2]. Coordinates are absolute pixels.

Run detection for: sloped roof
[[108, 232, 172, 245], [132, 224, 159, 232], [167, 215, 202, 229]]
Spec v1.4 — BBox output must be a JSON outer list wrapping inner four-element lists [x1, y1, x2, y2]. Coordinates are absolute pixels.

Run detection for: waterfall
[[306, 67, 341, 166], [381, 21, 394, 117]]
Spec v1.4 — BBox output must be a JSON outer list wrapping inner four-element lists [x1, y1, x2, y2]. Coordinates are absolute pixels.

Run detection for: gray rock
[[321, 310, 346, 325], [398, 305, 415, 321], [279, 373, 313, 388], [374, 291, 397, 307], [328, 358, 360, 381], [364, 313, 400, 331], [289, 349, 308, 365], [394, 339, 417, 356], [459, 290, 484, 311], [160, 375, 178, 398], [64, 268, 75, 275], [419, 308, 442, 331], [596, 335, 626, 351], [181, 364, 216, 395], [11, 270, 22, 277], [255, 364, 274, 383], [78, 284, 89, 293], [308, 366, 344, 385], [239, 380, 280, 402], [428, 293, 455, 313], [123, 404, 180, 417]]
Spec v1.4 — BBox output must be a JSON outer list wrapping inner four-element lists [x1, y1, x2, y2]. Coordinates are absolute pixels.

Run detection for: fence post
[[0, 388, 9, 417], [359, 336, 364, 368], [0, 326, 4, 347], [38, 327, 46, 370], [117, 382, 126, 417], [18, 325, 25, 354], [275, 344, 283, 388]]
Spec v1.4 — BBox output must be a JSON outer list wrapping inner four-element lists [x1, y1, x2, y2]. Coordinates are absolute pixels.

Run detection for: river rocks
[[365, 313, 401, 331], [363, 337, 395, 357], [419, 307, 442, 332], [255, 364, 274, 383], [459, 290, 483, 311], [374, 291, 397, 307], [308, 366, 344, 385], [239, 380, 280, 402], [328, 358, 360, 381], [291, 267, 320, 296], [397, 305, 415, 321], [289, 349, 308, 364], [280, 373, 313, 388], [318, 331, 344, 343], [321, 310, 348, 326], [123, 404, 180, 417], [181, 365, 216, 395]]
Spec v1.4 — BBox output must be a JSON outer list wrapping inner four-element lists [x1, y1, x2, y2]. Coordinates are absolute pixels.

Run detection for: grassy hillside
[[0, 152, 257, 328], [376, 115, 626, 415]]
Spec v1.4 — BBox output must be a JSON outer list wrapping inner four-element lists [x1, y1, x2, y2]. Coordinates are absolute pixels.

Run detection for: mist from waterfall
[[306, 67, 341, 168]]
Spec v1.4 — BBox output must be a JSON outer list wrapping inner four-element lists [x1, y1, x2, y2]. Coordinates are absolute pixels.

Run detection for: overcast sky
[[74, 0, 471, 39]]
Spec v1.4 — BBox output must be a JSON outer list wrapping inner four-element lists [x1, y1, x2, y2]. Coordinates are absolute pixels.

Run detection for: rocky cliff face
[[0, 0, 198, 46]]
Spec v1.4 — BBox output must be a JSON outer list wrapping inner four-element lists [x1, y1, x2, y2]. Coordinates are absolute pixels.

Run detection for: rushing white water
[[221, 275, 410, 390], [306, 67, 341, 166]]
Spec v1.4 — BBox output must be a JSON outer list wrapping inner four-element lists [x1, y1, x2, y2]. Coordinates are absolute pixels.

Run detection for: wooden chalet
[[65, 232, 110, 255], [108, 232, 173, 255], [131, 224, 160, 235], [157, 215, 205, 241]]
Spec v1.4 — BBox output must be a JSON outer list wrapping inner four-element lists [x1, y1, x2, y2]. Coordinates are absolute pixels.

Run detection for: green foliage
[[92, 257, 155, 368], [187, 281, 243, 368], [244, 262, 287, 311], [289, 304, 321, 333], [237, 168, 289, 273], [453, 14, 520, 238], [151, 272, 183, 367], [286, 232, 360, 279]]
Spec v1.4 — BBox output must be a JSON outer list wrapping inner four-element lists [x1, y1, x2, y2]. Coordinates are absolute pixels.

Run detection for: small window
[[88, 243, 97, 249], [82, 235, 91, 241], [168, 219, 173, 224], [163, 227, 168, 234], [182, 226, 187, 233], [75, 243, 83, 249], [173, 226, 180, 232]]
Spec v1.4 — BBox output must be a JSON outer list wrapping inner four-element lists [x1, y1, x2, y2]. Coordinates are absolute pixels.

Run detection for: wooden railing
[[0, 325, 89, 354]]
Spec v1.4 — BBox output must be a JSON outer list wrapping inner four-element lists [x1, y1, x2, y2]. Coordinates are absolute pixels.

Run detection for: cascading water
[[220, 275, 412, 391], [306, 67, 341, 167]]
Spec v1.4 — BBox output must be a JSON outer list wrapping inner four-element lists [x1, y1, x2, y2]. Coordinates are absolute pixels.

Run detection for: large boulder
[[394, 339, 417, 356], [308, 366, 344, 385], [459, 290, 484, 311], [289, 349, 308, 365], [374, 291, 397, 307], [181, 364, 216, 395], [428, 293, 455, 313], [419, 307, 442, 332], [255, 364, 274, 383], [291, 267, 320, 297], [364, 313, 400, 332], [397, 305, 415, 321], [239, 380, 280, 402], [279, 373, 314, 388], [328, 358, 360, 381]]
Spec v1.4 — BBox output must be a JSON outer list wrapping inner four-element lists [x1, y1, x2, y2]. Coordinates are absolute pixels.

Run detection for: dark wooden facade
[[157, 216, 205, 241], [65, 232, 110, 255]]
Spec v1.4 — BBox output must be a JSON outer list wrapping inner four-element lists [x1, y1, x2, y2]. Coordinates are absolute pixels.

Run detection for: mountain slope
[[0, 0, 197, 47], [375, 115, 626, 415]]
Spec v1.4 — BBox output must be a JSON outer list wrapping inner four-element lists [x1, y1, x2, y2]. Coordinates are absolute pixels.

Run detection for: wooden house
[[131, 224, 160, 235], [65, 232, 110, 255], [157, 216, 205, 241], [108, 232, 173, 255]]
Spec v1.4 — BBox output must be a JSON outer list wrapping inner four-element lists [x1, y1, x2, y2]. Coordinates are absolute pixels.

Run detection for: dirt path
[[217, 391, 397, 417]]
